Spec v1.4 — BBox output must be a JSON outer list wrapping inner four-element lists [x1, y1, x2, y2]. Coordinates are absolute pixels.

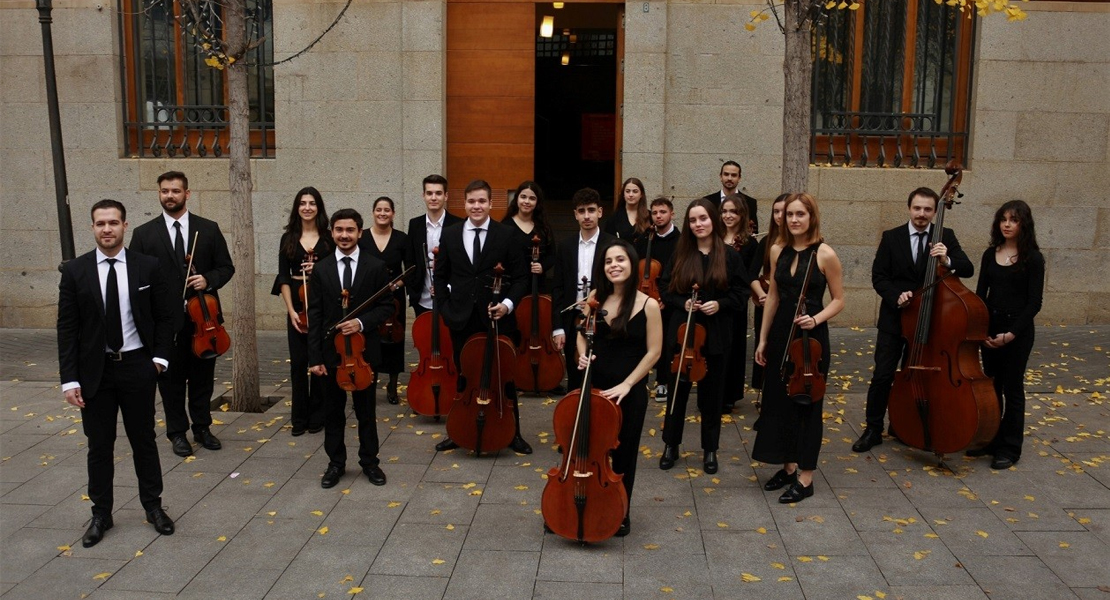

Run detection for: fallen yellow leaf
[[311, 510, 324, 516], [740, 573, 761, 582], [93, 572, 112, 580], [643, 543, 660, 550], [976, 530, 989, 538], [348, 587, 363, 595], [432, 558, 446, 565], [217, 536, 227, 541], [134, 550, 143, 557], [756, 527, 767, 534], [318, 526, 329, 535]]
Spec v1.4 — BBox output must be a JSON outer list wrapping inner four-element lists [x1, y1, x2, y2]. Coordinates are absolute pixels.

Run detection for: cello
[[541, 297, 627, 543], [637, 225, 662, 303], [888, 163, 999, 458], [445, 264, 518, 454], [183, 232, 231, 359], [668, 284, 707, 415], [778, 245, 825, 405], [408, 246, 458, 418], [514, 235, 564, 392]]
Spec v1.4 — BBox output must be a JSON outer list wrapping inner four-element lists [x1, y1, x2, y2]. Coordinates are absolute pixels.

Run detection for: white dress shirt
[[553, 229, 601, 338], [335, 247, 365, 331], [418, 212, 447, 310], [462, 218, 514, 314], [908, 222, 950, 267], [163, 211, 190, 253]]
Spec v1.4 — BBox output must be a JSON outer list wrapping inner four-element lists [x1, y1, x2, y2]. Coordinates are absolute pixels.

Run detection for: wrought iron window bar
[[812, 110, 967, 169]]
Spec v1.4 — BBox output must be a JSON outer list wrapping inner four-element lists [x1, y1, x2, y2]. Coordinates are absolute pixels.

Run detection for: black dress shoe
[[990, 456, 1016, 470], [146, 508, 175, 535], [721, 403, 735, 415], [615, 515, 631, 537], [321, 465, 344, 489], [510, 435, 533, 455], [387, 391, 399, 405], [308, 424, 324, 434], [851, 429, 883, 453], [435, 438, 459, 452], [965, 446, 994, 458], [290, 425, 307, 437], [82, 515, 113, 548], [194, 428, 222, 450], [703, 451, 718, 474], [763, 468, 797, 491], [170, 435, 193, 457], [778, 480, 814, 504], [364, 466, 387, 486], [659, 445, 678, 470]]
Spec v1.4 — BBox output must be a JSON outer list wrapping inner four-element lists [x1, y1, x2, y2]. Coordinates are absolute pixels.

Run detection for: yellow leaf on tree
[[744, 23, 756, 31], [825, 0, 837, 7]]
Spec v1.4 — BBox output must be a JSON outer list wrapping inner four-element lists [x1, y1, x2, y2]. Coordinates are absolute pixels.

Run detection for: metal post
[[37, 0, 76, 268]]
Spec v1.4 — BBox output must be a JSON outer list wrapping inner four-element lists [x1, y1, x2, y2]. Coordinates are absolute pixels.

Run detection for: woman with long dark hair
[[604, 177, 650, 243], [504, 181, 556, 290], [752, 193, 845, 503], [574, 239, 662, 536], [720, 194, 759, 414], [658, 199, 748, 475], [272, 187, 332, 436], [969, 200, 1044, 470], [360, 196, 410, 404]]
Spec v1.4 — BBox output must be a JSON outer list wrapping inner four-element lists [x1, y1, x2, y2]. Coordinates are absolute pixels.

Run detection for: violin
[[377, 274, 405, 344], [514, 235, 564, 392], [541, 297, 627, 543], [668, 284, 707, 414], [183, 232, 231, 359], [297, 250, 317, 328], [779, 246, 825, 405], [408, 246, 458, 418], [334, 289, 374, 392], [445, 264, 518, 454], [888, 163, 999, 457], [637, 226, 662, 303]]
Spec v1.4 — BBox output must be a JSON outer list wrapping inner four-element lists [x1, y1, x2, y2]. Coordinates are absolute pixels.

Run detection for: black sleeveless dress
[[751, 244, 830, 471], [592, 306, 649, 502]]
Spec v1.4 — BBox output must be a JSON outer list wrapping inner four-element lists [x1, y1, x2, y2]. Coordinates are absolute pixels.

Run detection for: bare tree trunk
[[224, 0, 261, 411], [781, 0, 813, 194]]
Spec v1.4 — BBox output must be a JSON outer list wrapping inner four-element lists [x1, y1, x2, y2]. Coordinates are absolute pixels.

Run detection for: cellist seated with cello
[[308, 209, 396, 489]]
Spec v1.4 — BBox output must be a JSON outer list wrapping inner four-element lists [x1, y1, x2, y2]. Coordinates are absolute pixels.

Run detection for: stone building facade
[[1, 0, 1107, 328]]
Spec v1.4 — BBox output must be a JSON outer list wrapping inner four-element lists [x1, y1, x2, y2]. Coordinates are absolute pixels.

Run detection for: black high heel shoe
[[763, 468, 796, 491], [659, 445, 678, 470]]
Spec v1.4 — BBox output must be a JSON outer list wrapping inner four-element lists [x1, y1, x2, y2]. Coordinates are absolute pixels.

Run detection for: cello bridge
[[476, 397, 491, 406], [572, 471, 593, 478]]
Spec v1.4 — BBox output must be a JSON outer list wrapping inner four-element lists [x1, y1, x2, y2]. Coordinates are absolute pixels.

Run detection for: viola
[[637, 225, 662, 303], [182, 233, 231, 359], [778, 246, 825, 404], [541, 297, 627, 543], [334, 289, 374, 392], [888, 163, 999, 457], [445, 264, 517, 454], [297, 250, 317, 328], [408, 246, 458, 418], [668, 284, 707, 414], [514, 235, 564, 392]]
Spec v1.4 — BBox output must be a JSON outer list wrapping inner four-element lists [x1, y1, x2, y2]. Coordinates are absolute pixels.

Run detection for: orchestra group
[[58, 164, 1044, 547]]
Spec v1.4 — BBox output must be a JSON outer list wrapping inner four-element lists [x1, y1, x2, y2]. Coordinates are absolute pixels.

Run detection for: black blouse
[[360, 228, 411, 311], [603, 211, 644, 245], [975, 248, 1044, 338], [271, 233, 333, 311], [659, 247, 750, 355], [503, 216, 556, 289]]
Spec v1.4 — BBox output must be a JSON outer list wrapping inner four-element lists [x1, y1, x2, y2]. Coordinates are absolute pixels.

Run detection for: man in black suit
[[702, 160, 759, 234], [852, 187, 975, 452], [637, 197, 679, 401], [308, 209, 395, 488], [432, 179, 531, 454], [551, 188, 616, 391], [404, 174, 464, 317], [58, 199, 176, 547], [129, 171, 235, 458]]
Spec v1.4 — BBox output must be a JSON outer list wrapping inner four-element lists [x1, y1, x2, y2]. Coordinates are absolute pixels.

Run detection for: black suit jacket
[[57, 250, 175, 399], [129, 212, 235, 332], [550, 231, 617, 333], [702, 190, 759, 234], [307, 252, 395, 370], [872, 223, 974, 334], [433, 219, 528, 331], [404, 212, 464, 309]]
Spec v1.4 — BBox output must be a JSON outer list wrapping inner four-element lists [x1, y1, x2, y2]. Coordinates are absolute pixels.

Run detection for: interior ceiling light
[[553, 2, 564, 8], [561, 52, 570, 66], [540, 15, 554, 38]]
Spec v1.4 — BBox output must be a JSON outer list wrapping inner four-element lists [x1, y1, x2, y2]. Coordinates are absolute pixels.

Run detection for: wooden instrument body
[[513, 288, 564, 392], [334, 290, 374, 392], [637, 258, 662, 303], [184, 252, 231, 359], [785, 336, 825, 403], [408, 308, 458, 418], [378, 297, 405, 344], [670, 322, 708, 382], [446, 332, 518, 453]]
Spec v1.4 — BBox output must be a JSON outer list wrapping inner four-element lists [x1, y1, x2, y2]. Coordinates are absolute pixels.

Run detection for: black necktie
[[341, 256, 353, 291], [915, 231, 928, 269], [472, 227, 483, 262], [173, 222, 186, 269], [105, 258, 124, 352]]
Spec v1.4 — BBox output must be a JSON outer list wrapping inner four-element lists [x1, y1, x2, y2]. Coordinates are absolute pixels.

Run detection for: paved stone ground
[[1, 325, 1108, 599]]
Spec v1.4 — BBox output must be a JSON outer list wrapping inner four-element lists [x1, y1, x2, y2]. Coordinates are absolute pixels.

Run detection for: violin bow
[[324, 265, 416, 336], [181, 231, 201, 301]]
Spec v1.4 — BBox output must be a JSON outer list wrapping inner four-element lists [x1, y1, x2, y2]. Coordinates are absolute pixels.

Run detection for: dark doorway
[[534, 2, 621, 217]]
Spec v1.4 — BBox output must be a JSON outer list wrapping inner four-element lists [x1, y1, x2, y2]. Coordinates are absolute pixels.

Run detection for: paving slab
[[465, 501, 544, 552], [369, 522, 466, 577], [959, 555, 1079, 600], [99, 533, 225, 594], [442, 549, 540, 600]]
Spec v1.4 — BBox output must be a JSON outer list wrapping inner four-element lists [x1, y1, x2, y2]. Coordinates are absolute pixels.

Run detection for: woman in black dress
[[576, 239, 662, 536], [971, 200, 1044, 470], [273, 187, 332, 436], [720, 194, 759, 414], [604, 177, 650, 244], [361, 196, 409, 404], [658, 199, 749, 475], [748, 193, 789, 397], [504, 180, 556, 291], [752, 193, 845, 503]]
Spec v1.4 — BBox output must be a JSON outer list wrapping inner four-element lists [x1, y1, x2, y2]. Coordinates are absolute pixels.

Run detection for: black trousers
[[662, 354, 725, 451], [864, 329, 907, 431], [287, 320, 325, 429], [322, 376, 379, 470], [449, 311, 522, 433], [82, 351, 164, 517], [981, 330, 1034, 461], [723, 303, 750, 405], [611, 389, 648, 504], [751, 306, 765, 390], [160, 324, 216, 438]]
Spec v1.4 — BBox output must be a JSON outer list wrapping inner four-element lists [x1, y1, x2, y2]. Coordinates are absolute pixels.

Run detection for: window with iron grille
[[811, 0, 975, 168], [536, 31, 616, 59], [119, 0, 275, 158]]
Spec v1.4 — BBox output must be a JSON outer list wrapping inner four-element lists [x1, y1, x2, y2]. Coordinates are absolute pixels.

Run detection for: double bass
[[637, 225, 662, 303], [514, 235, 564, 392], [888, 163, 999, 458], [668, 284, 707, 414], [445, 264, 518, 454], [541, 297, 626, 543], [778, 245, 825, 405], [183, 232, 231, 359], [408, 246, 458, 418]]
